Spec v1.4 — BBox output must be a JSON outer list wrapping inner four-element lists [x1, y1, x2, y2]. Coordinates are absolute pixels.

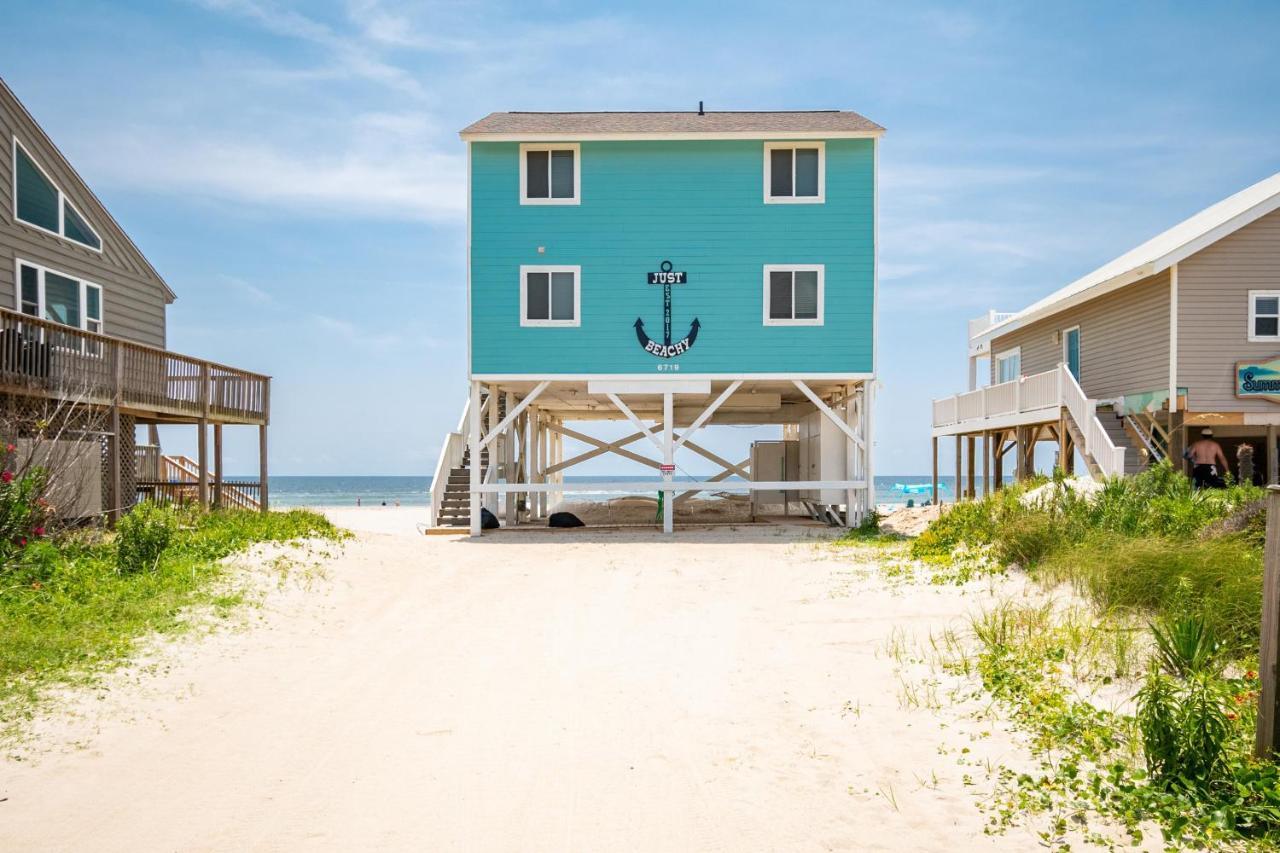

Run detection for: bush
[[0, 453, 53, 573], [1136, 669, 1232, 792], [116, 502, 178, 573]]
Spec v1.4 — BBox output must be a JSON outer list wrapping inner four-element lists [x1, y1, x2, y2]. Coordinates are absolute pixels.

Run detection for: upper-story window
[[1249, 291, 1280, 341], [764, 142, 824, 204], [520, 265, 580, 327], [520, 143, 579, 205], [764, 264, 823, 326], [17, 260, 104, 334], [12, 139, 103, 251], [994, 348, 1021, 383]]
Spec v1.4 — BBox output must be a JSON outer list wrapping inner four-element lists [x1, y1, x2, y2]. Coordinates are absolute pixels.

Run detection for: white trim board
[[587, 380, 711, 395], [471, 372, 876, 381], [461, 130, 884, 142], [470, 480, 869, 494]]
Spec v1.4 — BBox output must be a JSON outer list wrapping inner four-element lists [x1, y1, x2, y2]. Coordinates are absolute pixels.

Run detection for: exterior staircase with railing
[[429, 392, 505, 528], [136, 453, 262, 510]]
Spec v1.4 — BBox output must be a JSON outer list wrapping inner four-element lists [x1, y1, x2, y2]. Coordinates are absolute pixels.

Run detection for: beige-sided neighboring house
[[0, 77, 271, 518], [932, 171, 1280, 497]]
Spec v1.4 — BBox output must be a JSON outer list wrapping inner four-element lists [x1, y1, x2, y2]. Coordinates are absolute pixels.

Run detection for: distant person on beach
[[1187, 428, 1229, 489], [394, 499, 400, 508], [356, 497, 361, 507]]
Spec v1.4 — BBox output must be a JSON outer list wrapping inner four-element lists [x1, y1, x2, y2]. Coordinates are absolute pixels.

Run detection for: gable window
[[764, 142, 824, 203], [520, 265, 579, 327], [15, 260, 104, 335], [520, 143, 579, 205], [994, 348, 1021, 384], [1249, 291, 1280, 341], [12, 139, 102, 251], [764, 264, 823, 326]]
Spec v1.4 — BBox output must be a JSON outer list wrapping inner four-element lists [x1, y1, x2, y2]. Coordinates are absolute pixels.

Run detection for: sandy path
[[1, 511, 1040, 851]]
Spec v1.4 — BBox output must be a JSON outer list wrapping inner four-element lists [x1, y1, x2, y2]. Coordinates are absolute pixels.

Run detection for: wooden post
[[1169, 409, 1186, 475], [982, 431, 990, 497], [662, 392, 674, 533], [213, 423, 223, 509], [931, 436, 939, 506], [966, 435, 976, 499], [955, 436, 963, 502], [258, 424, 269, 512], [1014, 426, 1026, 482], [469, 380, 482, 536], [197, 363, 210, 509], [107, 346, 123, 525], [1268, 424, 1278, 486], [993, 430, 1004, 490], [197, 419, 209, 509], [1256, 485, 1280, 759]]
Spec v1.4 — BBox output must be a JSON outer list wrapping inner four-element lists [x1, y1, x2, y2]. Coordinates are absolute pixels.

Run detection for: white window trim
[[762, 264, 825, 327], [1248, 290, 1280, 342], [11, 137, 103, 254], [763, 141, 825, 204], [519, 264, 581, 327], [14, 257, 104, 334], [994, 347, 1021, 383], [518, 143, 581, 206]]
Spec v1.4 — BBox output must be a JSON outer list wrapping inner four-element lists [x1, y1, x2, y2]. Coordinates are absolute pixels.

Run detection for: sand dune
[[2, 518, 1048, 851]]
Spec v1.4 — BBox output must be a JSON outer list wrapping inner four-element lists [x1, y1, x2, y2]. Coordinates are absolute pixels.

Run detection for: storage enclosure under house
[[431, 109, 883, 534]]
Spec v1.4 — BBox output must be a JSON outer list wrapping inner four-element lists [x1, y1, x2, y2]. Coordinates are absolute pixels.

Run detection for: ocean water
[[262, 475, 1011, 508]]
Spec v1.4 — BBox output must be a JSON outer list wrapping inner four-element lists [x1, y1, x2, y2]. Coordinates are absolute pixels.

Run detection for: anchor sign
[[635, 260, 700, 359]]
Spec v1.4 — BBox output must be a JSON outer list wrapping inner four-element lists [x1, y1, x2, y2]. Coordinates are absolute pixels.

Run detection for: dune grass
[[0, 507, 345, 733]]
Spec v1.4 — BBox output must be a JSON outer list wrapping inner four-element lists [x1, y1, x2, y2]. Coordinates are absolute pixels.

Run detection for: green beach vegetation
[[0, 459, 346, 740], [910, 462, 1280, 848]]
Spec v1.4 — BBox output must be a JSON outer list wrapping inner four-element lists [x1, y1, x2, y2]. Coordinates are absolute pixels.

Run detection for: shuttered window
[[764, 265, 824, 326], [13, 140, 103, 250]]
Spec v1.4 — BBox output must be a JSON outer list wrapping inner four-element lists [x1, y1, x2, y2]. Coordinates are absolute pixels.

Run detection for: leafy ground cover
[[1, 504, 346, 737], [898, 463, 1280, 849]]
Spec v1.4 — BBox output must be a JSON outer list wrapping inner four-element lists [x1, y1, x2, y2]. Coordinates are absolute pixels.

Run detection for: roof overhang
[[973, 173, 1280, 348], [460, 130, 885, 142]]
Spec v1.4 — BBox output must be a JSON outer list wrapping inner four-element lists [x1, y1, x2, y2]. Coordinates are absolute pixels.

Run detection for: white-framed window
[[520, 265, 580, 327], [1249, 291, 1280, 341], [519, 143, 580, 205], [12, 138, 102, 252], [994, 348, 1021, 384], [763, 264, 824, 326], [15, 259, 104, 335], [763, 141, 825, 204]]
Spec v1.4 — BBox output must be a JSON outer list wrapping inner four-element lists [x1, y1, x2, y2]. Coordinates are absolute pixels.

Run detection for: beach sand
[[1, 512, 1049, 851]]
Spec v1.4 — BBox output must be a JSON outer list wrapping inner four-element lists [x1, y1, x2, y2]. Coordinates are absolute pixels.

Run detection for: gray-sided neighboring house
[[932, 171, 1280, 494], [0, 77, 271, 518]]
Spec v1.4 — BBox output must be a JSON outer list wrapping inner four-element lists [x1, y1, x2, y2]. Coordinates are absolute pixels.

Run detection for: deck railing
[[932, 364, 1128, 479], [0, 308, 269, 424], [428, 398, 471, 527]]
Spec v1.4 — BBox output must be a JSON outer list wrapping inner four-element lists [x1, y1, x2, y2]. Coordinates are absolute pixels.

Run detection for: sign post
[[1257, 485, 1280, 758]]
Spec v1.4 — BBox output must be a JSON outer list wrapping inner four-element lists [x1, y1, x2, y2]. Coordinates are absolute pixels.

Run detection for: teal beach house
[[431, 109, 883, 535]]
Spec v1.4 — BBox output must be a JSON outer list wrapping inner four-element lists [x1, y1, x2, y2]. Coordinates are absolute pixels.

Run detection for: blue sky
[[4, 0, 1279, 475]]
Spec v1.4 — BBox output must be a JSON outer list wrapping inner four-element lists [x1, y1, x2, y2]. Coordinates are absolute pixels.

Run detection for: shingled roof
[[459, 110, 883, 138]]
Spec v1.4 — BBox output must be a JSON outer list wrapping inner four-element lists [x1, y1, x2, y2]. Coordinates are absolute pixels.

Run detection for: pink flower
[[1, 470, 12, 483], [4, 444, 13, 453], [33, 526, 44, 537], [18, 537, 26, 547]]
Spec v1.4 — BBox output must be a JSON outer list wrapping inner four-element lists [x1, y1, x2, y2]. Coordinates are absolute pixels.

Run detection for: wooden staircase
[[159, 455, 262, 510], [435, 448, 488, 528]]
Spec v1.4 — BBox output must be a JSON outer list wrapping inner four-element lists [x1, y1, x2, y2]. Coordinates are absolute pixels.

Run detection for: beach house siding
[[0, 81, 170, 348], [989, 272, 1171, 400], [1177, 208, 1280, 413], [469, 138, 875, 375]]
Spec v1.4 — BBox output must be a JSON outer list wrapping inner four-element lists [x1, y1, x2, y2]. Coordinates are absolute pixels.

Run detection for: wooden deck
[[0, 307, 269, 426]]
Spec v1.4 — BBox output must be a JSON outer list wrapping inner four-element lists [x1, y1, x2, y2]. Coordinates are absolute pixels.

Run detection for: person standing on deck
[[1187, 428, 1229, 488]]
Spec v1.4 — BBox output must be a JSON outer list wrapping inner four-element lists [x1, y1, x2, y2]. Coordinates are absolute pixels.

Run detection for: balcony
[[0, 307, 269, 425]]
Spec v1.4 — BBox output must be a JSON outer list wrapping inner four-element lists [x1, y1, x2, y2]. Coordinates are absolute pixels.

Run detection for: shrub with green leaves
[[115, 501, 178, 573]]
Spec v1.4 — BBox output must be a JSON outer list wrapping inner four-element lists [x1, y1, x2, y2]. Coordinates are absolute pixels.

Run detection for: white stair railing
[[428, 396, 471, 527], [1058, 364, 1126, 478]]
